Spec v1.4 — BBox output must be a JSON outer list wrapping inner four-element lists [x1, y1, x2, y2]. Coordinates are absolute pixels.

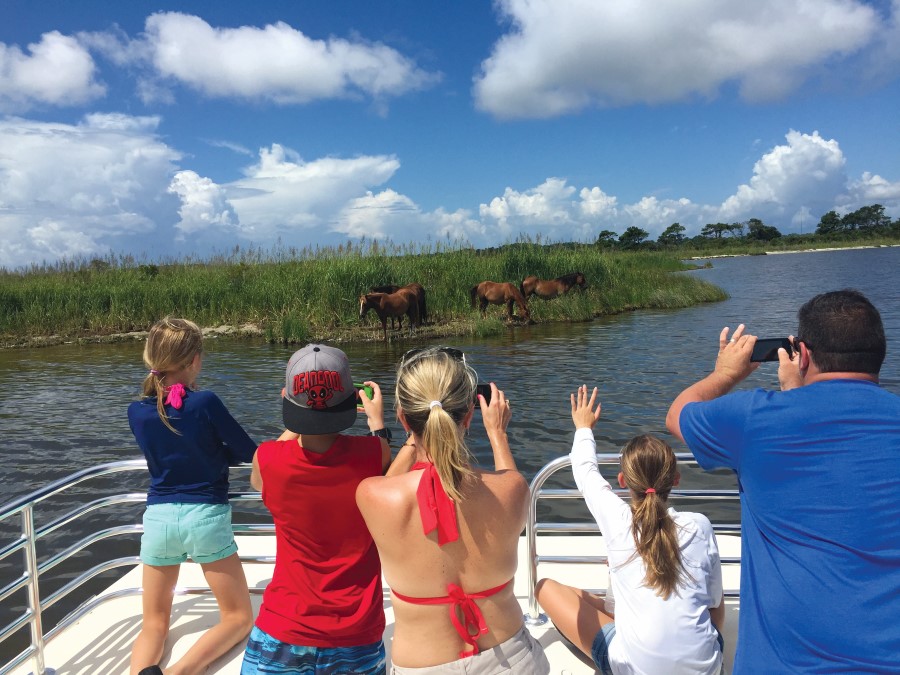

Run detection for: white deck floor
[[11, 535, 741, 674]]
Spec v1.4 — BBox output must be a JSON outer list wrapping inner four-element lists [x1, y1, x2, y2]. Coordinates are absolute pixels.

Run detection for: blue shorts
[[591, 623, 725, 674], [140, 502, 237, 566], [241, 626, 386, 674], [590, 622, 616, 675]]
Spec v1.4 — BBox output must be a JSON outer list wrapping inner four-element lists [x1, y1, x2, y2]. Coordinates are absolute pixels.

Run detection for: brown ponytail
[[620, 434, 686, 599]]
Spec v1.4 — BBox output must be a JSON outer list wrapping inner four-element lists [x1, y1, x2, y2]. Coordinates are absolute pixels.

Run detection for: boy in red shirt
[[241, 344, 394, 674]]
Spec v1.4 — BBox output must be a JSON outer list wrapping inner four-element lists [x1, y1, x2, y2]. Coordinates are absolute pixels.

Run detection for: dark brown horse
[[359, 288, 420, 341], [470, 281, 531, 321], [520, 272, 586, 299], [370, 283, 427, 327]]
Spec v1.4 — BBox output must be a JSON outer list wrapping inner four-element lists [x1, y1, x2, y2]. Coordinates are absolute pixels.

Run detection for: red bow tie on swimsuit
[[413, 461, 459, 545]]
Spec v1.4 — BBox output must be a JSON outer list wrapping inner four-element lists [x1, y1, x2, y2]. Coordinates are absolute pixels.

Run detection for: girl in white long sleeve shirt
[[536, 386, 724, 675]]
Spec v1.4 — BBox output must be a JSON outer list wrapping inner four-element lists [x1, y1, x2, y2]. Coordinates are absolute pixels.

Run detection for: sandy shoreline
[[690, 243, 900, 260]]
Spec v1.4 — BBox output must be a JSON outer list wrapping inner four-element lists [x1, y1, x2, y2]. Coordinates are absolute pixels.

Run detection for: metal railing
[[0, 460, 270, 675], [523, 453, 741, 624], [1, 454, 742, 673]]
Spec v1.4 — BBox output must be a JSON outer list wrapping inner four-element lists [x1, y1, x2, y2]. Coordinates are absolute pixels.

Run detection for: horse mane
[[370, 284, 400, 294], [555, 272, 583, 284]]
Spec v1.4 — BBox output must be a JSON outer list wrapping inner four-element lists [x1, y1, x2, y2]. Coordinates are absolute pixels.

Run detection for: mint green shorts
[[140, 503, 238, 566]]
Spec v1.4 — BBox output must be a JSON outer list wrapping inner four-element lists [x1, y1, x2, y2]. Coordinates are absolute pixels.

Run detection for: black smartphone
[[475, 383, 492, 405], [750, 338, 793, 362]]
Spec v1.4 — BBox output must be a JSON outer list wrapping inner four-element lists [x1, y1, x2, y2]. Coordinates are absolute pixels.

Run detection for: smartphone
[[354, 382, 374, 408], [475, 383, 492, 405], [750, 338, 793, 362]]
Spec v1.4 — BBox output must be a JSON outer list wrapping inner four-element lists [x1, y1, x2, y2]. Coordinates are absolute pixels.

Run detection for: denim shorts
[[241, 626, 386, 674], [591, 623, 725, 674], [590, 622, 616, 675], [140, 502, 237, 566]]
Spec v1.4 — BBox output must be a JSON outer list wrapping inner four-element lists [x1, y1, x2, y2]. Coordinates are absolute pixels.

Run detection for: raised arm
[[479, 382, 516, 472], [666, 325, 758, 442]]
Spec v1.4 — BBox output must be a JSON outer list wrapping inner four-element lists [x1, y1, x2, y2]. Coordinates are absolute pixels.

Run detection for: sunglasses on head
[[400, 346, 465, 365]]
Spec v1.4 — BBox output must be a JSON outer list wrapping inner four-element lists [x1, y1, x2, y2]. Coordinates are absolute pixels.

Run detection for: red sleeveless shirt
[[254, 435, 385, 647]]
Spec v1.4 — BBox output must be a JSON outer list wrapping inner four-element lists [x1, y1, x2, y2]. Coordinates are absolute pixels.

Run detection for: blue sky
[[2, 0, 900, 268]]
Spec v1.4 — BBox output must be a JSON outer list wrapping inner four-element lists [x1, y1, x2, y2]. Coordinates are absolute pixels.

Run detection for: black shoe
[[138, 667, 163, 675]]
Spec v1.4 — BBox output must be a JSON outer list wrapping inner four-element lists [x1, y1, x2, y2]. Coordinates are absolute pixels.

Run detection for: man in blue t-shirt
[[666, 289, 899, 673]]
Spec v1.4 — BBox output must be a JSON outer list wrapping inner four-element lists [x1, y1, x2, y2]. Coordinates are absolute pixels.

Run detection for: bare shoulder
[[356, 472, 415, 511], [477, 468, 530, 503]]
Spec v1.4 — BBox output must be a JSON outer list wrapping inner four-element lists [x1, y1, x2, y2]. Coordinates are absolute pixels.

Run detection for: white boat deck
[[10, 534, 741, 674]]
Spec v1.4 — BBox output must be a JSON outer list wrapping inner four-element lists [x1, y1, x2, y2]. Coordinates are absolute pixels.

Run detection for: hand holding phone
[[475, 383, 492, 405], [750, 338, 793, 362], [354, 382, 375, 408]]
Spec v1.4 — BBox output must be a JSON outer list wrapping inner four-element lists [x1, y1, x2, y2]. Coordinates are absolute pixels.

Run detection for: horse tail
[[420, 289, 427, 324], [470, 284, 478, 308], [520, 279, 527, 298]]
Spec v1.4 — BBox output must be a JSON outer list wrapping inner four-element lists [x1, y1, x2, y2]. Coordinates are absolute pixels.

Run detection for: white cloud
[[475, 0, 879, 118], [217, 144, 401, 239], [2, 115, 896, 269], [168, 171, 238, 237], [0, 115, 181, 267], [719, 130, 848, 222], [0, 32, 105, 112], [140, 12, 439, 104]]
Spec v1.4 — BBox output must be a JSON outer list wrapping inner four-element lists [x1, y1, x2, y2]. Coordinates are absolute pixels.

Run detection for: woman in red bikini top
[[357, 347, 549, 672]]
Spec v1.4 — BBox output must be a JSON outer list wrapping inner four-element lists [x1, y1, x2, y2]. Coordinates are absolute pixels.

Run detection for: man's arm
[[666, 325, 758, 442]]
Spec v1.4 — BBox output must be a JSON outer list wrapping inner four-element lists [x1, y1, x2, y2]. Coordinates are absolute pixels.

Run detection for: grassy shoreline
[[2, 242, 732, 349]]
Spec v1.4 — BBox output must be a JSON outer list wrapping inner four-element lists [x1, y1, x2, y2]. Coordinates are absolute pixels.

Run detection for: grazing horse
[[370, 283, 427, 327], [469, 281, 531, 321], [359, 288, 419, 341], [520, 272, 587, 300]]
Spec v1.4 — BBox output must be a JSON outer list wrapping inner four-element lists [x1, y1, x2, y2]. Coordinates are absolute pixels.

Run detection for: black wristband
[[368, 427, 393, 442]]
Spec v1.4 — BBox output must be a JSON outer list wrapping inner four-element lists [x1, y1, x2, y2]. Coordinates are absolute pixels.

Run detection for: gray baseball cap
[[282, 344, 357, 434]]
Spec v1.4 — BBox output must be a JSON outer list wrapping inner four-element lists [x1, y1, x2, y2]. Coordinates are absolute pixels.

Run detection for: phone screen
[[475, 383, 492, 405], [750, 338, 792, 362]]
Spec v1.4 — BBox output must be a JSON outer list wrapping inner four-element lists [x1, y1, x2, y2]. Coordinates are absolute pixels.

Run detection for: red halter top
[[392, 461, 512, 659]]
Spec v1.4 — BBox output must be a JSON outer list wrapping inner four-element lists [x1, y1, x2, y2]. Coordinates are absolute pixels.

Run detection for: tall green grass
[[0, 242, 726, 344]]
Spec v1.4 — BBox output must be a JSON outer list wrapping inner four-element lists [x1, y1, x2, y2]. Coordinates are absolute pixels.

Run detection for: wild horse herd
[[358, 272, 587, 341]]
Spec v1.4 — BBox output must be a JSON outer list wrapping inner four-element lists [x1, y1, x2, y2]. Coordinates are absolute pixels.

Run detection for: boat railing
[[0, 460, 271, 675], [2, 454, 741, 674], [523, 453, 741, 624]]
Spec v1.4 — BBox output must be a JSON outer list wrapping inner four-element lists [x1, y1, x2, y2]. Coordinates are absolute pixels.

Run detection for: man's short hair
[[797, 289, 885, 375]]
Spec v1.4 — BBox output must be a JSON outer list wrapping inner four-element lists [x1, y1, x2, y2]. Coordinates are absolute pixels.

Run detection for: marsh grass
[[0, 242, 726, 345]]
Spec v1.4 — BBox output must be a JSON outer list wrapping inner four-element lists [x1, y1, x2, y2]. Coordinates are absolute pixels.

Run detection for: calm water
[[0, 246, 898, 654]]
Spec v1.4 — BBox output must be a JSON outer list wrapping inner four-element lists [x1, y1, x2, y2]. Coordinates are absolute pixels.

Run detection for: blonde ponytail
[[141, 317, 203, 434], [396, 349, 477, 502]]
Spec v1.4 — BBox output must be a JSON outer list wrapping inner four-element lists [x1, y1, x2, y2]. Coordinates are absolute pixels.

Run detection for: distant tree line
[[596, 204, 900, 251]]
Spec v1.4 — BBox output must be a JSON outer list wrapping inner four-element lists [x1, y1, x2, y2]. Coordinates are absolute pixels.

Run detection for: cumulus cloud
[[168, 171, 238, 237], [475, 0, 879, 118], [0, 31, 105, 111], [0, 114, 180, 267], [2, 116, 896, 269], [137, 12, 439, 105], [719, 130, 848, 221]]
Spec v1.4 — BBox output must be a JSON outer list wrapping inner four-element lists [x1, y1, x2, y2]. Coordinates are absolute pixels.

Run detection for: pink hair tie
[[149, 369, 161, 376], [645, 488, 656, 495], [164, 383, 186, 410]]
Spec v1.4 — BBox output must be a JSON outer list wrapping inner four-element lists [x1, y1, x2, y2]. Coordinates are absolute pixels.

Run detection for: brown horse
[[520, 272, 587, 299], [359, 288, 420, 341], [470, 281, 531, 321], [370, 283, 427, 327]]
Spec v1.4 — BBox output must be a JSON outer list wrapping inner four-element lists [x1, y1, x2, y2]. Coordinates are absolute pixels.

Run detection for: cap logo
[[292, 370, 345, 410]]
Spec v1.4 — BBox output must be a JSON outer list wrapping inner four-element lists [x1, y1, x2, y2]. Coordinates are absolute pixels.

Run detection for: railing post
[[22, 504, 54, 675]]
